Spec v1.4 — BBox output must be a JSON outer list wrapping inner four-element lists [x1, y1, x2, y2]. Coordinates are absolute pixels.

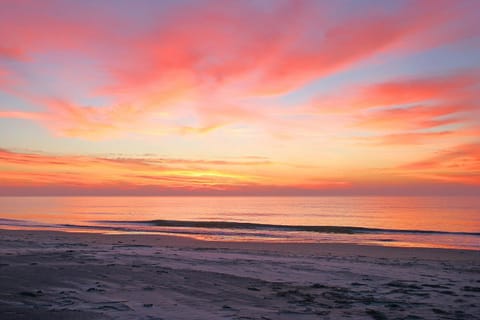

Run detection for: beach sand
[[0, 229, 479, 319]]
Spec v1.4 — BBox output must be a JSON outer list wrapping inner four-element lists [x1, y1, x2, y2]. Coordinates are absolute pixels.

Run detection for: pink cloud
[[358, 125, 480, 146], [354, 104, 464, 131], [315, 70, 479, 112], [369, 131, 454, 145], [0, 1, 478, 139], [0, 46, 25, 61], [307, 69, 480, 146]]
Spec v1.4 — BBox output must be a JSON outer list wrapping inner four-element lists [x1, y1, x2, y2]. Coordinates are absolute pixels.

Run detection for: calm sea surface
[[0, 196, 479, 250]]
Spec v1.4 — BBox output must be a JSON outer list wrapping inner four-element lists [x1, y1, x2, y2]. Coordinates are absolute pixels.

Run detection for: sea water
[[0, 196, 479, 250]]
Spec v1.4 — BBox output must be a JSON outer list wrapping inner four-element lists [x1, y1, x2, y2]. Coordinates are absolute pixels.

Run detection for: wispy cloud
[[0, 148, 269, 188], [394, 143, 480, 184], [313, 70, 479, 112], [1, 1, 478, 139], [0, 148, 353, 194]]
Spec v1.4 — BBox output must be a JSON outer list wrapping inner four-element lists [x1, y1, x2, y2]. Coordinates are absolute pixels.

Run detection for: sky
[[0, 0, 479, 196]]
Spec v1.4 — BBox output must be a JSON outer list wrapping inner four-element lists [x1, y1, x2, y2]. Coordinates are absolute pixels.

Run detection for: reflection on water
[[0, 196, 479, 250]]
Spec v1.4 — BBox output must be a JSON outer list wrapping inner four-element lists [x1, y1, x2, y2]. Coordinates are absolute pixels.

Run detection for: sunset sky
[[0, 0, 479, 196]]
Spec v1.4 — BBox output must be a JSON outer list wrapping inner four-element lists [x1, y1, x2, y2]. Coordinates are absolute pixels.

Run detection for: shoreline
[[1, 229, 479, 319], [1, 224, 478, 251], [1, 227, 479, 255]]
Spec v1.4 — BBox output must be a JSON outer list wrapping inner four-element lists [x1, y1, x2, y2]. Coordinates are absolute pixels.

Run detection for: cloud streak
[[1, 0, 478, 139], [0, 148, 353, 194], [394, 143, 480, 184]]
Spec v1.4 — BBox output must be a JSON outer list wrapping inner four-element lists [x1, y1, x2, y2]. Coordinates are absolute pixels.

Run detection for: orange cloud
[[400, 143, 480, 171], [0, 148, 265, 189], [394, 143, 480, 184], [2, 145, 478, 195], [0, 148, 356, 194]]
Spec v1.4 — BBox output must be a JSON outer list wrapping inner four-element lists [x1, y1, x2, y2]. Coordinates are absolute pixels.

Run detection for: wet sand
[[0, 229, 479, 319]]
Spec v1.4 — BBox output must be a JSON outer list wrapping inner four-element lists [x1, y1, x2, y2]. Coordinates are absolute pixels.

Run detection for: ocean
[[0, 196, 479, 250]]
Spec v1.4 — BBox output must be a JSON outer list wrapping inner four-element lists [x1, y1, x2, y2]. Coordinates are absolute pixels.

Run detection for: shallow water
[[0, 196, 479, 250]]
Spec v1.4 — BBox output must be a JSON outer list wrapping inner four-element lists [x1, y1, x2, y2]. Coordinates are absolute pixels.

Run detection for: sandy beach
[[0, 230, 478, 319]]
